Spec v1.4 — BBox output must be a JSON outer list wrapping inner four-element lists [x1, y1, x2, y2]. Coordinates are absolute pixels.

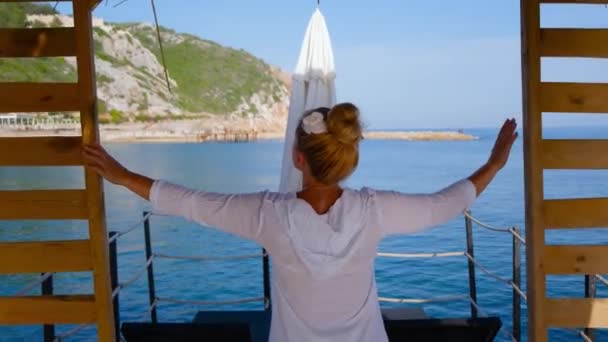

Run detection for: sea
[[1, 127, 607, 341]]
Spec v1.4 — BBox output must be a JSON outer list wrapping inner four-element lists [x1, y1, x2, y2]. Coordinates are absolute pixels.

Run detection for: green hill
[[0, 3, 289, 121]]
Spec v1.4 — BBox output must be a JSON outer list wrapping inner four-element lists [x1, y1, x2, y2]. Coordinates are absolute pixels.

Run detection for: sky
[[59, 1, 608, 129]]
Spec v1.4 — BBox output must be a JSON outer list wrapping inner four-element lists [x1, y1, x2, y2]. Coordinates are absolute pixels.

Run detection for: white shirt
[[149, 179, 477, 342]]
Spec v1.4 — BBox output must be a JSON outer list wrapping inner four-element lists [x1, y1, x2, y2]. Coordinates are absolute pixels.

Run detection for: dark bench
[[122, 310, 501, 342]]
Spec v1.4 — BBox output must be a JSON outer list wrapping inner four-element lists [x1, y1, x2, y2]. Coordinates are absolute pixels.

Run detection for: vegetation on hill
[[0, 3, 75, 83], [124, 24, 285, 115], [0, 4, 289, 123]]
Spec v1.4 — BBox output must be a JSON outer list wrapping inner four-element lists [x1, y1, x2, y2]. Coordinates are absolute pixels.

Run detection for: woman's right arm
[[82, 145, 269, 243], [377, 119, 518, 235]]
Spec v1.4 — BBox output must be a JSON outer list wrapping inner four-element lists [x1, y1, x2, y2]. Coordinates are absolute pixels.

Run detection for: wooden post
[[521, 0, 545, 340], [73, 1, 116, 340], [109, 232, 121, 342], [42, 274, 55, 342], [512, 227, 522, 342], [143, 212, 158, 323], [465, 214, 477, 319], [262, 248, 271, 310]]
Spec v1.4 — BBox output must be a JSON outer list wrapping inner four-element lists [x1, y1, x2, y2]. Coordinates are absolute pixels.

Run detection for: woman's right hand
[[487, 118, 518, 171]]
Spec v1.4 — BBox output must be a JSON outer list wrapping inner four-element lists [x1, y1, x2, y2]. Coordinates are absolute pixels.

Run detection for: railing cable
[[113, 255, 155, 299], [156, 296, 265, 306], [377, 251, 465, 259], [108, 212, 154, 245], [153, 252, 264, 262], [464, 211, 512, 233], [15, 272, 53, 296], [379, 294, 469, 304]]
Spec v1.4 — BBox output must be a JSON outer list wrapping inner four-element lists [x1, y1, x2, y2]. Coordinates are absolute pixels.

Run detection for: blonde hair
[[296, 102, 363, 185]]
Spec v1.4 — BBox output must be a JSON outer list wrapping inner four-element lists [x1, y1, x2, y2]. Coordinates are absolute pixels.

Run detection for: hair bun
[[326, 103, 362, 146]]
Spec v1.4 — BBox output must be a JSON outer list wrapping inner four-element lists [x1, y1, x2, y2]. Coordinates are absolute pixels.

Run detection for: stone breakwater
[[0, 126, 477, 142]]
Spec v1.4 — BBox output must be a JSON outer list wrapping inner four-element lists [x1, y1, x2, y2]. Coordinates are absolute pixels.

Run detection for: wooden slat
[[0, 190, 88, 220], [540, 82, 608, 113], [0, 240, 91, 273], [74, 0, 117, 340], [0, 28, 76, 57], [0, 136, 83, 166], [0, 83, 79, 113], [542, 140, 608, 169], [0, 295, 96, 324], [541, 29, 608, 58], [544, 245, 608, 274], [543, 198, 608, 229], [545, 298, 608, 328]]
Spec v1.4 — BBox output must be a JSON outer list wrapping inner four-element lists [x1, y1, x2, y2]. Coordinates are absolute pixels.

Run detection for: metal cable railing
[[35, 210, 607, 341]]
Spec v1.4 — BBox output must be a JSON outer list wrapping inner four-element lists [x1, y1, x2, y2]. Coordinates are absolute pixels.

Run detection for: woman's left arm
[[83, 144, 154, 200], [82, 144, 269, 243]]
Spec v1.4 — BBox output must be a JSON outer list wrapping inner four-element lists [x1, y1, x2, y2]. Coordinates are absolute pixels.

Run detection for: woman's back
[[266, 189, 386, 342]]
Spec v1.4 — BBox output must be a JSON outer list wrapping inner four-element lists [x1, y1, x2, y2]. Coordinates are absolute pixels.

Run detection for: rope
[[108, 212, 154, 245], [53, 324, 89, 342], [465, 253, 527, 302], [509, 227, 527, 246], [113, 255, 155, 299], [156, 296, 265, 306], [578, 330, 593, 342], [377, 251, 465, 259], [595, 274, 608, 287], [154, 252, 265, 262], [511, 283, 528, 303], [464, 211, 512, 233], [140, 299, 158, 322], [151, 0, 172, 93], [378, 294, 469, 304], [466, 253, 512, 285], [15, 272, 53, 296]]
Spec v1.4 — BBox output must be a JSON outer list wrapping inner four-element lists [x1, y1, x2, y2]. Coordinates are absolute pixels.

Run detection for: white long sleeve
[[373, 179, 477, 235], [149, 180, 270, 244]]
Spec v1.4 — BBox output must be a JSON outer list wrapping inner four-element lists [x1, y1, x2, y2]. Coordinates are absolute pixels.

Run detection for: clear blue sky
[[60, 1, 608, 129]]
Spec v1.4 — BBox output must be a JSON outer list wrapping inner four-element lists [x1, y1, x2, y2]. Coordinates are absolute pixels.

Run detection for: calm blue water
[[1, 127, 607, 341]]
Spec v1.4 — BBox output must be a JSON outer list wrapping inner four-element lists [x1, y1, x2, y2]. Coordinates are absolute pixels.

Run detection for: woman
[[84, 103, 518, 342]]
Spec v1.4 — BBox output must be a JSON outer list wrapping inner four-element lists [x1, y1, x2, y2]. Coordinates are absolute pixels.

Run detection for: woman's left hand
[[488, 118, 518, 171], [83, 144, 131, 185]]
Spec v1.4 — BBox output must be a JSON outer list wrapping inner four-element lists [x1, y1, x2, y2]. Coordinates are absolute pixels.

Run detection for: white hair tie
[[302, 111, 327, 135]]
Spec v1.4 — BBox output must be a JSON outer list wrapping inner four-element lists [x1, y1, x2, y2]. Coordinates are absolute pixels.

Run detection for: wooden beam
[[541, 0, 608, 3], [0, 83, 79, 113], [0, 0, 70, 2], [0, 190, 88, 220], [521, 0, 546, 340], [0, 136, 83, 166], [541, 29, 608, 58], [545, 298, 608, 328], [544, 245, 608, 274], [0, 28, 76, 58], [0, 295, 96, 324], [542, 140, 608, 169], [540, 82, 608, 113], [73, 0, 116, 340], [0, 240, 91, 274], [543, 198, 608, 229], [90, 0, 103, 10]]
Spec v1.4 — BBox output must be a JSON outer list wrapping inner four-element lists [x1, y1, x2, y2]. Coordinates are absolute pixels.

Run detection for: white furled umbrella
[[279, 8, 336, 192]]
